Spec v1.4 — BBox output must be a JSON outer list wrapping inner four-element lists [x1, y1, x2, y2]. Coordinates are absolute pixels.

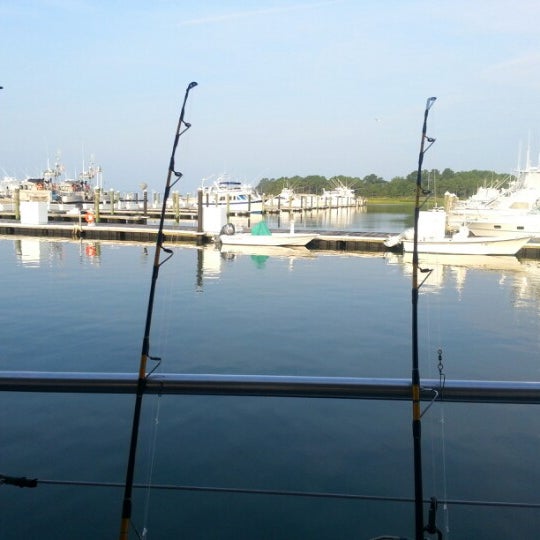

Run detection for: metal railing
[[1, 371, 540, 403]]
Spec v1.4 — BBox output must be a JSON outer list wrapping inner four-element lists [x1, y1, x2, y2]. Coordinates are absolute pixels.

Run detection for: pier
[[1, 195, 540, 257], [1, 218, 540, 258]]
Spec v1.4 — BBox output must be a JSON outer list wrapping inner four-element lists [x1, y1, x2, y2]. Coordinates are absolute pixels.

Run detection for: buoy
[[85, 212, 95, 225]]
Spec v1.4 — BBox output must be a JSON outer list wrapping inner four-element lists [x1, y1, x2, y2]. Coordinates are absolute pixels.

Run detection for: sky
[[2, 0, 540, 194]]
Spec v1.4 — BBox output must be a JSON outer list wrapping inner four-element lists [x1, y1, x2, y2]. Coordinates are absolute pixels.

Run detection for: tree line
[[256, 169, 511, 199]]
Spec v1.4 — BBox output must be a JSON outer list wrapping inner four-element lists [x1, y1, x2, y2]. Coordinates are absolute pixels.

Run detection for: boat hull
[[402, 235, 530, 255], [219, 233, 317, 247], [466, 215, 540, 238]]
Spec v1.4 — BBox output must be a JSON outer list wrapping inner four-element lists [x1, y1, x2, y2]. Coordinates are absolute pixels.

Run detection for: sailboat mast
[[411, 96, 436, 540], [119, 81, 198, 540]]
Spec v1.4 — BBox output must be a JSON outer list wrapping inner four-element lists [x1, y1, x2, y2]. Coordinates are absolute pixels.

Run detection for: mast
[[411, 96, 437, 540], [119, 81, 198, 540]]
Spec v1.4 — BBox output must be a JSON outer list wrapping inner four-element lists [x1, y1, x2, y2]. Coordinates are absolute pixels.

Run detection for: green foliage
[[256, 169, 511, 199]]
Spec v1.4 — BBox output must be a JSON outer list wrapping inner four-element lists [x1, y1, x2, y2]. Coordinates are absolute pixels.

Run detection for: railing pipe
[[1, 372, 539, 403]]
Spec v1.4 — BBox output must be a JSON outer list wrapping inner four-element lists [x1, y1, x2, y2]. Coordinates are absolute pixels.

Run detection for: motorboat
[[218, 221, 317, 247], [402, 233, 530, 255], [385, 210, 531, 255], [445, 160, 540, 229], [465, 208, 540, 238], [321, 183, 361, 207], [201, 176, 263, 214], [219, 244, 315, 258], [266, 187, 304, 210]]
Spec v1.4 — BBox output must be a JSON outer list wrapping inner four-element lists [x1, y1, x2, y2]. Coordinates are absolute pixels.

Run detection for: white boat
[[218, 221, 317, 247], [445, 159, 540, 229], [465, 208, 540, 238], [56, 179, 91, 204], [220, 232, 317, 247], [266, 187, 304, 209], [219, 244, 315, 258], [201, 176, 263, 214], [385, 210, 531, 255], [402, 233, 530, 255], [321, 183, 360, 207]]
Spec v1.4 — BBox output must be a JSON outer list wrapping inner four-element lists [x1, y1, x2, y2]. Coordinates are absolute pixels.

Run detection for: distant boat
[[385, 210, 530, 255], [445, 159, 540, 229], [266, 187, 304, 209], [56, 179, 91, 204], [465, 208, 540, 238], [218, 221, 317, 247], [201, 176, 263, 214], [321, 183, 364, 207]]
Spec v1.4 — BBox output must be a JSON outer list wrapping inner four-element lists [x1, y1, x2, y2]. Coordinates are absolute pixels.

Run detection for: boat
[[465, 208, 540, 238], [266, 187, 304, 209], [445, 158, 540, 229], [219, 244, 314, 258], [385, 209, 531, 255], [321, 182, 363, 207], [201, 175, 263, 214], [218, 221, 317, 247], [55, 179, 91, 204]]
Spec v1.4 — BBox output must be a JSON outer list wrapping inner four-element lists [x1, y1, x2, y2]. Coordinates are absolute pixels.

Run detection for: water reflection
[[227, 205, 409, 234], [14, 238, 43, 267], [8, 237, 540, 309], [386, 251, 540, 309], [14, 238, 65, 268], [195, 244, 316, 288]]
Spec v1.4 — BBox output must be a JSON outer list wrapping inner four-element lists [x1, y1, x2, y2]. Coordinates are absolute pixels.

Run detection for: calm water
[[1, 207, 540, 539]]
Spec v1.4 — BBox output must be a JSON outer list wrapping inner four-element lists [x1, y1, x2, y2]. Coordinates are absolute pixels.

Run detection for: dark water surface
[[0, 227, 539, 539]]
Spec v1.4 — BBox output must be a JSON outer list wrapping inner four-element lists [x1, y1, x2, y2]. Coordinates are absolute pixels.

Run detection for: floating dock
[[1, 219, 540, 258]]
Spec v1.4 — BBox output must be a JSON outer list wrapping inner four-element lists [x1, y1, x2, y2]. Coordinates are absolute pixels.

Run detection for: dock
[[1, 218, 539, 258]]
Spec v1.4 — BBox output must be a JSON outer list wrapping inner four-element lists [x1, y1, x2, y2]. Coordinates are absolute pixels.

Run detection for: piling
[[94, 188, 101, 223], [14, 188, 20, 220]]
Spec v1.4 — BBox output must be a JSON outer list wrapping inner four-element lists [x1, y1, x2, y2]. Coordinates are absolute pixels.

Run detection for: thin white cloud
[[177, 0, 342, 27], [482, 52, 540, 87]]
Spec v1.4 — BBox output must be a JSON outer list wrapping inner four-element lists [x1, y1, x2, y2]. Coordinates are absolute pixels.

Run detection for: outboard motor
[[220, 223, 235, 235]]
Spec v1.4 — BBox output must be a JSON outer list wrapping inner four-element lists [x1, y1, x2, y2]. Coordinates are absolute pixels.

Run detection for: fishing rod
[[119, 81, 198, 540], [411, 96, 443, 540]]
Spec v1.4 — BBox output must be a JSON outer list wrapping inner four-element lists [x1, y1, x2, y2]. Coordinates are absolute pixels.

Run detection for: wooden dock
[[1, 218, 539, 258]]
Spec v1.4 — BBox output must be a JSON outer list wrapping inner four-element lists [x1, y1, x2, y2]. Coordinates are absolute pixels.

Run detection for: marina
[[4, 1, 540, 537], [1, 214, 540, 258]]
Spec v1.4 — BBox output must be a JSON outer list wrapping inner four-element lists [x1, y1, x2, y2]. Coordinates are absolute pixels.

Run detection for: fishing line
[[432, 316, 452, 538], [140, 394, 162, 539], [28, 477, 540, 509], [421, 263, 451, 538], [138, 255, 180, 537]]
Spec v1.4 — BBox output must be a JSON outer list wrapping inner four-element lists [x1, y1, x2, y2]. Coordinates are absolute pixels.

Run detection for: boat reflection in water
[[14, 238, 43, 268], [386, 251, 540, 305]]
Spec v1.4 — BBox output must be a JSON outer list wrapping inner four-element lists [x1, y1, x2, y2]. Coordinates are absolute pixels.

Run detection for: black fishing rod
[[411, 96, 439, 540], [119, 81, 198, 540]]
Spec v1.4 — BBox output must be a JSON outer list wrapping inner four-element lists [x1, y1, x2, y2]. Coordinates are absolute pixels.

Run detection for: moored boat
[[218, 221, 317, 247], [465, 208, 540, 238], [201, 175, 263, 214], [445, 158, 540, 229], [321, 183, 363, 207], [385, 209, 531, 255], [402, 233, 530, 255]]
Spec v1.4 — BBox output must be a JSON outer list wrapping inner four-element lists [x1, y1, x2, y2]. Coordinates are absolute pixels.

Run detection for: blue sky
[[2, 0, 540, 194]]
